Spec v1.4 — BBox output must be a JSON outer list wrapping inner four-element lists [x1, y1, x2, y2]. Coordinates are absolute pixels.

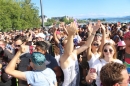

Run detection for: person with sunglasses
[[14, 35, 32, 86], [80, 23, 106, 85], [5, 45, 57, 86], [86, 43, 123, 86], [86, 24, 106, 68]]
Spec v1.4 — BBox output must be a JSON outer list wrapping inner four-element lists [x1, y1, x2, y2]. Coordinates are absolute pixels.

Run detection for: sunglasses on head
[[104, 49, 113, 53], [93, 43, 99, 46]]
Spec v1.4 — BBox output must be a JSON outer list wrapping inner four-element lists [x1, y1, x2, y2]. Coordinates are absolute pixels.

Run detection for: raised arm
[[63, 22, 77, 57], [74, 21, 101, 55], [98, 24, 106, 55], [86, 23, 93, 60], [62, 24, 68, 35], [53, 27, 60, 44], [5, 45, 27, 81]]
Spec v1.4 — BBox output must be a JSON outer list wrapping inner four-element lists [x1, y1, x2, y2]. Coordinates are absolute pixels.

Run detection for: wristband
[[91, 33, 95, 36]]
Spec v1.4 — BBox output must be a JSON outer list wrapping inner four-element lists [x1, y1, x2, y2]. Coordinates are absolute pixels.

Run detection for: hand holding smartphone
[[90, 68, 96, 73]]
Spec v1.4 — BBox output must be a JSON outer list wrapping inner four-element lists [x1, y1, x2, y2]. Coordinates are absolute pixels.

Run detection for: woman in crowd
[[86, 42, 122, 86]]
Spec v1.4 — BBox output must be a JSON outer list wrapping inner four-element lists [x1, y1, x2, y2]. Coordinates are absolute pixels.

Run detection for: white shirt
[[91, 59, 122, 86], [87, 53, 100, 68]]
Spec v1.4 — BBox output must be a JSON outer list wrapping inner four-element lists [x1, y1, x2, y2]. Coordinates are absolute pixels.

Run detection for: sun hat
[[118, 41, 126, 46], [31, 52, 46, 71]]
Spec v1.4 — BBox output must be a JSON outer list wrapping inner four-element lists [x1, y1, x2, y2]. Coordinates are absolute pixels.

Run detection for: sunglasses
[[104, 49, 113, 53], [15, 43, 23, 47], [93, 43, 99, 46], [16, 45, 21, 47]]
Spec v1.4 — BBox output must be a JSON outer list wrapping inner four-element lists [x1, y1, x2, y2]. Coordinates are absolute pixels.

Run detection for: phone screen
[[90, 68, 96, 73]]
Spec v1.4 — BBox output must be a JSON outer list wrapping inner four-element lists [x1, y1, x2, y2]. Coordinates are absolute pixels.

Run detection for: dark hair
[[35, 41, 49, 50], [0, 47, 4, 57], [100, 62, 126, 86], [14, 35, 27, 43]]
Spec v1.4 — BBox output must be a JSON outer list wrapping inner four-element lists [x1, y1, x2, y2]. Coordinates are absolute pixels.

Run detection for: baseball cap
[[123, 31, 130, 39], [31, 52, 46, 71]]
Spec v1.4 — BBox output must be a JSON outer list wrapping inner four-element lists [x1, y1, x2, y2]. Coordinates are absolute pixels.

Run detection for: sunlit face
[[103, 45, 115, 58], [91, 41, 100, 51], [15, 40, 23, 49]]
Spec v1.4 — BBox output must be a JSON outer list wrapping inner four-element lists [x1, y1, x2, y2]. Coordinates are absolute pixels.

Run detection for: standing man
[[14, 35, 31, 86], [35, 41, 62, 84]]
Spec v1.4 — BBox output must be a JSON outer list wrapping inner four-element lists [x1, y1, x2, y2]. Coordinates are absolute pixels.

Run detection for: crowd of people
[[0, 21, 130, 86]]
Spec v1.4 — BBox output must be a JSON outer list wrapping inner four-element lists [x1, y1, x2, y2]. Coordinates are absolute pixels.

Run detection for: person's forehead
[[15, 40, 22, 44], [104, 45, 113, 49], [121, 69, 129, 81]]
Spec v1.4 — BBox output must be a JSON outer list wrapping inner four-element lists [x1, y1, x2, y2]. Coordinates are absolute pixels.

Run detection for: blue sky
[[31, 0, 130, 18]]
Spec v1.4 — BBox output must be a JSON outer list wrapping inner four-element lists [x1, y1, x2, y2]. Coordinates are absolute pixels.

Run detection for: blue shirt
[[45, 53, 59, 69], [24, 68, 57, 86]]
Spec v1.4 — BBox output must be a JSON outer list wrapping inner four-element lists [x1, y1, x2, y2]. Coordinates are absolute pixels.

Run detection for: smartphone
[[90, 68, 96, 73]]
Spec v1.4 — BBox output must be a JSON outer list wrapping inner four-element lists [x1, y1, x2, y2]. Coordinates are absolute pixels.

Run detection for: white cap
[[36, 33, 46, 39]]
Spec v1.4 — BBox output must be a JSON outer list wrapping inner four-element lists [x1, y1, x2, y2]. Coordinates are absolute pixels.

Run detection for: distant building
[[51, 16, 73, 21], [40, 15, 48, 22]]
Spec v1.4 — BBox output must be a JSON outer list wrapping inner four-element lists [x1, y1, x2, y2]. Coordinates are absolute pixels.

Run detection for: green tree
[[0, 0, 40, 31], [59, 17, 69, 24]]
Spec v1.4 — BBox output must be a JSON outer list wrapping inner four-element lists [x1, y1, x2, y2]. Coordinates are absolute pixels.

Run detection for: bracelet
[[91, 33, 95, 36]]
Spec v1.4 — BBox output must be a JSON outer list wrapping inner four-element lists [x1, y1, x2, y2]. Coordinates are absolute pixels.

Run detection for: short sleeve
[[24, 71, 33, 85]]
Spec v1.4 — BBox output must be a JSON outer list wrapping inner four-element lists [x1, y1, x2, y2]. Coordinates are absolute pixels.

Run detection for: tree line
[[0, 0, 40, 32]]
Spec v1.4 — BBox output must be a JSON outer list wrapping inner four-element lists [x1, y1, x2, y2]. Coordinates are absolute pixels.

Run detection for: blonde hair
[[100, 42, 117, 59]]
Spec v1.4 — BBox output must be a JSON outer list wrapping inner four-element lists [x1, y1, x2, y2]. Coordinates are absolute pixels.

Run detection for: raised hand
[[88, 22, 93, 33], [66, 22, 77, 35], [100, 24, 106, 31], [92, 20, 101, 33], [19, 44, 26, 53]]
